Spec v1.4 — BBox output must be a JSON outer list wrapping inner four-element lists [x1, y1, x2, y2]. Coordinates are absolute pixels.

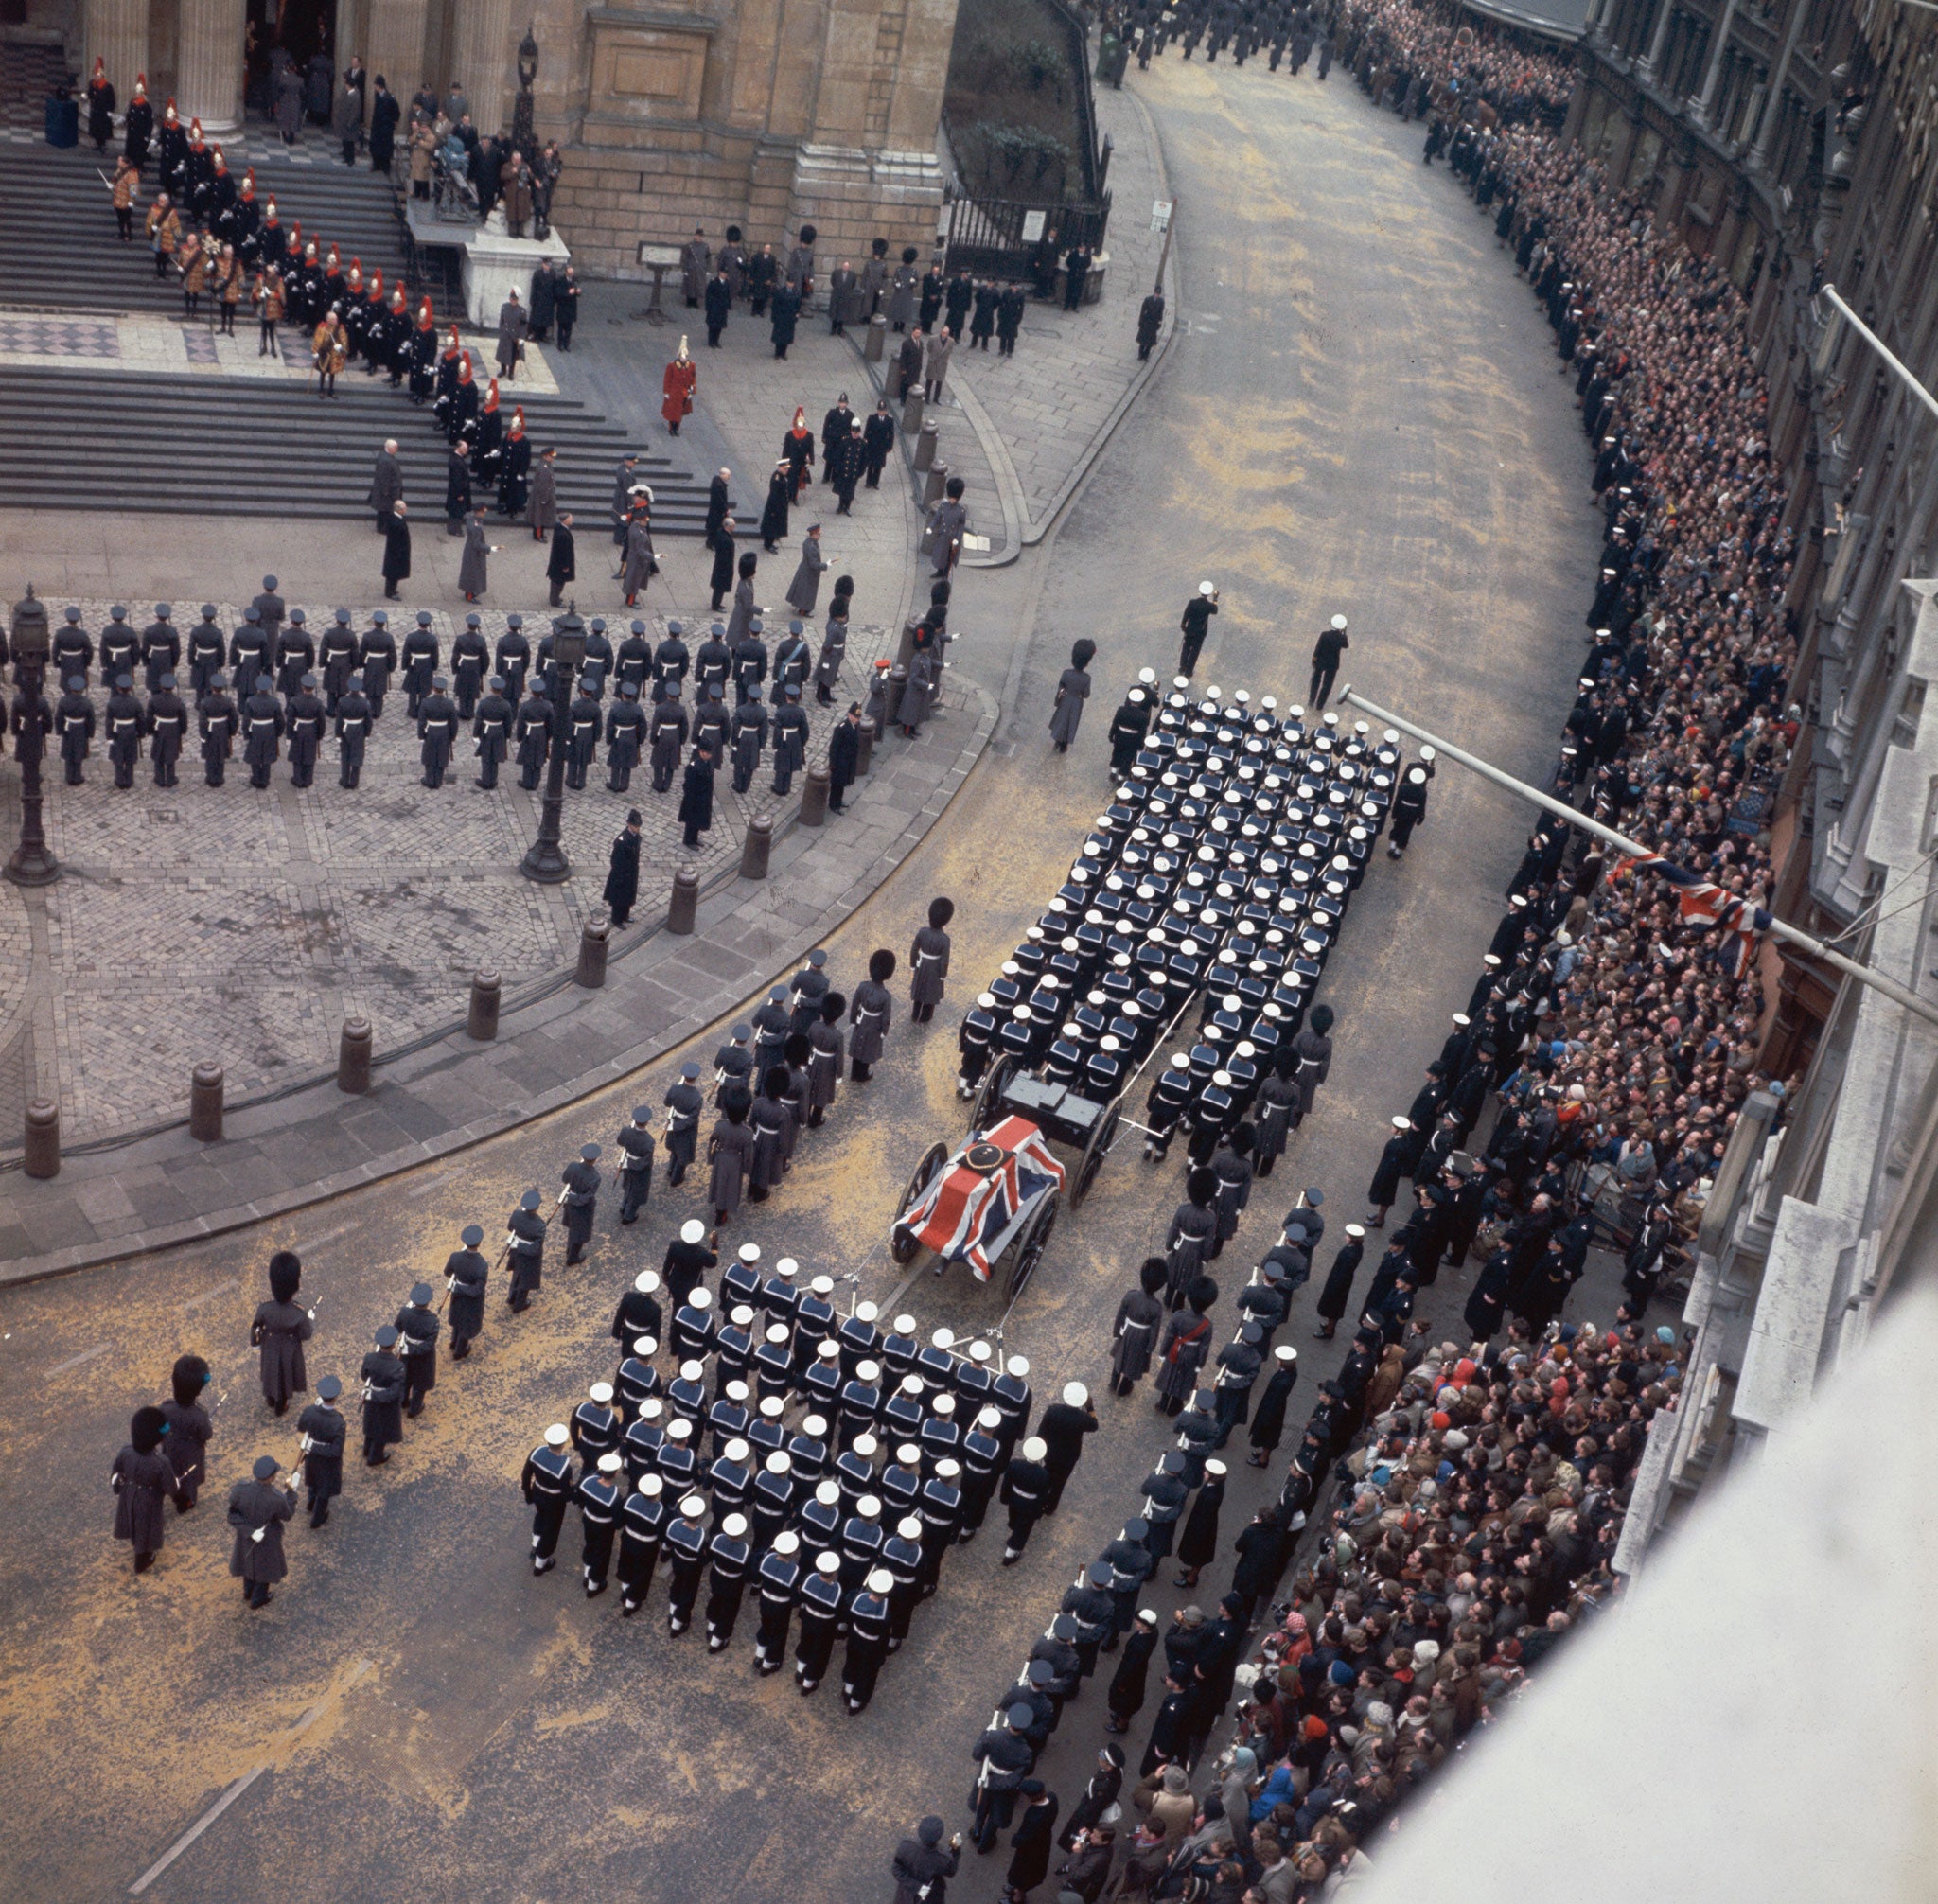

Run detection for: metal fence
[[940, 191, 1112, 280]]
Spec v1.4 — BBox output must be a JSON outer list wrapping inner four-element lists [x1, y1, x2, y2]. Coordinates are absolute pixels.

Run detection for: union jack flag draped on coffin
[[1630, 853, 1774, 978], [901, 1115, 1066, 1282]]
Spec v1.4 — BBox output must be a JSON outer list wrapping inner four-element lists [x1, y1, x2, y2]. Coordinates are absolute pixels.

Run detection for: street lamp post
[[520, 602, 586, 884], [7, 585, 59, 888]]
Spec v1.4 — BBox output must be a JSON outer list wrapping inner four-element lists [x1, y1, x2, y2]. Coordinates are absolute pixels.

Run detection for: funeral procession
[[0, 0, 1928, 1896]]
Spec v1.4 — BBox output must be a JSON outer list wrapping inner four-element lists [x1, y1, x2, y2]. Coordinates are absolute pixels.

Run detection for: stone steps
[[0, 138, 414, 320], [0, 364, 724, 530]]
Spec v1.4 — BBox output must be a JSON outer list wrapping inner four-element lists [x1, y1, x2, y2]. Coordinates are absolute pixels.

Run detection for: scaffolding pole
[[1335, 683, 1938, 1030]]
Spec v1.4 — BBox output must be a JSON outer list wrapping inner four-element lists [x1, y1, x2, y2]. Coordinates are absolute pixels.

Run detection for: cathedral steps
[[0, 139, 416, 322], [0, 365, 722, 532]]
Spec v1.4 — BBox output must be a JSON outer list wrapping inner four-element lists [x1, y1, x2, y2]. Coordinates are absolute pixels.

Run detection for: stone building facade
[[45, 0, 957, 275]]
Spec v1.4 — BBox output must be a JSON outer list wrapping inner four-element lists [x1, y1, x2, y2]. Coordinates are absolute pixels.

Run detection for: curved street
[[0, 55, 1606, 1904]]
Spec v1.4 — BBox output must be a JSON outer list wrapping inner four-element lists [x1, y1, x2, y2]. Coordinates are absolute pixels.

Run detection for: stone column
[[177, 0, 247, 134], [1691, 0, 1739, 122], [1638, 0, 1675, 79], [1751, 0, 1808, 165], [450, 0, 515, 133], [367, 0, 432, 109], [83, 0, 149, 99]]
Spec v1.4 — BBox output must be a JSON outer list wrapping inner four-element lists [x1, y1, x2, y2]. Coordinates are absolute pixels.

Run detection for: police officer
[[105, 673, 143, 787], [296, 1374, 346, 1527], [286, 672, 326, 787], [445, 1223, 489, 1359], [473, 673, 513, 788], [559, 1141, 602, 1264], [506, 1187, 547, 1312], [393, 1282, 441, 1417], [146, 672, 186, 786]]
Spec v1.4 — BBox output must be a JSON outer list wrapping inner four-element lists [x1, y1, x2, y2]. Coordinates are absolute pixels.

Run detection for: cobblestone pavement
[[0, 306, 562, 390], [0, 593, 910, 1145]]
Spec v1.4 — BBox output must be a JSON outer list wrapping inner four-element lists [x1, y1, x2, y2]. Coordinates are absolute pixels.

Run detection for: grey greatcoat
[[785, 539, 827, 616], [251, 1297, 311, 1406], [923, 329, 955, 397], [495, 297, 528, 377], [708, 1117, 755, 1216], [886, 264, 919, 328], [112, 1444, 181, 1553], [1048, 664, 1091, 747], [680, 237, 712, 304], [459, 517, 491, 596], [806, 1019, 843, 1112], [529, 460, 558, 533], [908, 924, 951, 1008], [899, 649, 938, 734], [227, 1475, 295, 1583], [623, 519, 657, 596], [848, 978, 892, 1066]]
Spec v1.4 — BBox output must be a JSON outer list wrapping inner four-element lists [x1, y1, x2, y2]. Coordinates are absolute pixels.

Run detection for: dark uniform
[[360, 1326, 406, 1465], [104, 676, 143, 787], [506, 1188, 547, 1311], [445, 1224, 489, 1357], [394, 1284, 441, 1417], [56, 678, 95, 784], [615, 1110, 655, 1223], [296, 1378, 346, 1526], [560, 1142, 603, 1264], [663, 1062, 704, 1184], [285, 675, 326, 787], [417, 676, 459, 788], [198, 676, 237, 785], [521, 1428, 573, 1571], [334, 687, 372, 787], [514, 686, 553, 790]]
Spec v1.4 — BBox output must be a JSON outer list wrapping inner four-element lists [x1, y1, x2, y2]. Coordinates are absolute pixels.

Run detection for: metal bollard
[[900, 389, 925, 434], [866, 314, 887, 361], [883, 665, 907, 732], [740, 813, 772, 880], [338, 1017, 373, 1094], [799, 765, 830, 827], [668, 865, 699, 935], [913, 418, 939, 474], [576, 919, 610, 989], [467, 968, 502, 1041], [23, 1098, 59, 1179], [189, 1063, 224, 1142], [923, 459, 950, 507], [854, 715, 876, 777]]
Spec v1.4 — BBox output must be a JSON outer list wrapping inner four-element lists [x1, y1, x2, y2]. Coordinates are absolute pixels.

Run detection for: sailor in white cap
[[1310, 612, 1349, 709], [1036, 1380, 1098, 1514], [1000, 1435, 1050, 1563], [1178, 578, 1220, 678], [520, 1422, 573, 1573]]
